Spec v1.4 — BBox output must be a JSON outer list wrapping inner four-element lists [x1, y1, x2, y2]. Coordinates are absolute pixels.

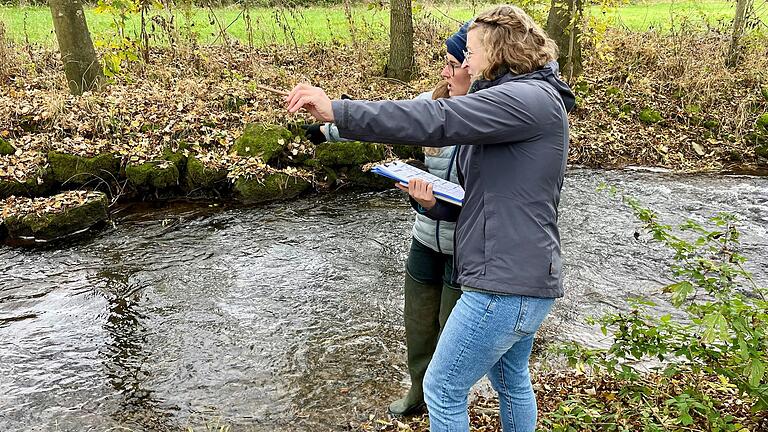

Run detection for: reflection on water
[[1, 169, 766, 430]]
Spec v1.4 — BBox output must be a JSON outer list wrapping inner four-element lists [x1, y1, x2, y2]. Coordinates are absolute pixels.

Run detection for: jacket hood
[[471, 61, 576, 112]]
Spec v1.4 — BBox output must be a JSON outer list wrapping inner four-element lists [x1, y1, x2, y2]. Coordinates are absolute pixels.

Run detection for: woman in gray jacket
[[307, 24, 473, 417], [286, 5, 575, 431]]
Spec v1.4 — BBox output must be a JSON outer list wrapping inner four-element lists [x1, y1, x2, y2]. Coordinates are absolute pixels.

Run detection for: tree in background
[[727, 0, 753, 67], [546, 0, 583, 82], [49, 0, 104, 95], [386, 0, 415, 82]]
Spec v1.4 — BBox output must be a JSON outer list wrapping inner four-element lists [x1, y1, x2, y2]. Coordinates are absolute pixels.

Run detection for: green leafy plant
[[553, 186, 768, 431]]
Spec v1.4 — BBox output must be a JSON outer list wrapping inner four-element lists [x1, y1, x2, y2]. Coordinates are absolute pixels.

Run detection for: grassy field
[[0, 1, 766, 46]]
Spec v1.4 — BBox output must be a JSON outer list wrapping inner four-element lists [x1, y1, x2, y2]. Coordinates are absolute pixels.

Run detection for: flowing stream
[[1, 168, 766, 431]]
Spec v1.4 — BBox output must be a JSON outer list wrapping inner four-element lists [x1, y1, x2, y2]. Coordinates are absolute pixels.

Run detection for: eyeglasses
[[462, 49, 473, 61], [444, 60, 460, 76]]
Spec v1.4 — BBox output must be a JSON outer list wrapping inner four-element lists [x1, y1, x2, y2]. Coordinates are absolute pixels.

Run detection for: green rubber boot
[[388, 271, 442, 417], [438, 284, 462, 330]]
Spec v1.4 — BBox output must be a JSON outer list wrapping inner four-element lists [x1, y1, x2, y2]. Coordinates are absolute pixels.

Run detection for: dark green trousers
[[389, 238, 462, 416]]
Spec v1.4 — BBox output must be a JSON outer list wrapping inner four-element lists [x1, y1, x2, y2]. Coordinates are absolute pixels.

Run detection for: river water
[[1, 168, 766, 431]]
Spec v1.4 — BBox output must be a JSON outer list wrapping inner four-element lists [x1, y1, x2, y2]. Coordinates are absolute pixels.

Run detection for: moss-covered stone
[[163, 148, 186, 170], [341, 166, 396, 190], [233, 124, 292, 163], [639, 109, 663, 124], [185, 156, 228, 190], [0, 138, 15, 155], [3, 192, 109, 241], [47, 152, 120, 185], [314, 142, 387, 166], [0, 168, 55, 199], [390, 145, 424, 160], [233, 172, 311, 204], [756, 144, 768, 159], [757, 113, 768, 132], [126, 160, 180, 189], [703, 120, 720, 131]]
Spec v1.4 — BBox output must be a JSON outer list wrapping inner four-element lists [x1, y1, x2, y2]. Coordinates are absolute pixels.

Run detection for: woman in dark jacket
[[285, 5, 575, 431]]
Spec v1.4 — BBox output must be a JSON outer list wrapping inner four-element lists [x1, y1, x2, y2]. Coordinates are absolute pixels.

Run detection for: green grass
[[0, 1, 766, 46], [0, 4, 480, 46], [603, 0, 768, 31]]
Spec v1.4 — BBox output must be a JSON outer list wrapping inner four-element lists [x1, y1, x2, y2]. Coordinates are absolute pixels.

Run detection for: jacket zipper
[[435, 146, 459, 255]]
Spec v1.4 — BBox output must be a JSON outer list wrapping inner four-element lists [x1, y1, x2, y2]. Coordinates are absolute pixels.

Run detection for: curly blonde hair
[[469, 5, 558, 79]]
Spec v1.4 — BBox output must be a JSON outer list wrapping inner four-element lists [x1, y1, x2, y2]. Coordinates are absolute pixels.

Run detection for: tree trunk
[[49, 0, 103, 95], [386, 0, 415, 82], [546, 0, 583, 82], [727, 0, 752, 68]]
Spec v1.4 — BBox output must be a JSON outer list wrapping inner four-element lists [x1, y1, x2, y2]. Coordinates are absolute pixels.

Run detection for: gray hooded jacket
[[332, 62, 575, 298]]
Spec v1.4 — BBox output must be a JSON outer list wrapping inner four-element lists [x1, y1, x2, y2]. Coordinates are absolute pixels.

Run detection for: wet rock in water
[[47, 152, 121, 185], [313, 142, 387, 167], [0, 138, 15, 156], [233, 172, 311, 204], [233, 124, 292, 163], [126, 160, 180, 190], [1, 191, 109, 243], [185, 156, 228, 192]]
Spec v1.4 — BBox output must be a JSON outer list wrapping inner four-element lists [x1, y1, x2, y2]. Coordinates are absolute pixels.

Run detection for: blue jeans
[[423, 291, 554, 432]]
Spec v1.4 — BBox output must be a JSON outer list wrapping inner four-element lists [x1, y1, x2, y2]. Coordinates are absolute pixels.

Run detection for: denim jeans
[[423, 291, 554, 432]]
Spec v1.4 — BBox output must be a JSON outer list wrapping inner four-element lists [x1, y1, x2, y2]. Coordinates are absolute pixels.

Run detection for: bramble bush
[[549, 186, 768, 432]]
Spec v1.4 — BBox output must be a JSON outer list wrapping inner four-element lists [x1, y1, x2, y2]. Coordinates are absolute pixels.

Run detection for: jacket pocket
[[483, 193, 556, 287]]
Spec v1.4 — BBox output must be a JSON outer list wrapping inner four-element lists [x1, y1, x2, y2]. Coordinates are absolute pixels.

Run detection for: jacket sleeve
[[332, 83, 561, 146], [409, 197, 461, 222]]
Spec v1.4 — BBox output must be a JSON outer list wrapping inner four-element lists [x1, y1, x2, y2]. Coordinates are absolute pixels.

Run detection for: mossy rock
[[318, 166, 337, 186], [0, 138, 15, 156], [314, 142, 387, 166], [0, 167, 55, 199], [390, 144, 424, 161], [639, 109, 663, 124], [3, 192, 109, 242], [702, 120, 720, 131], [47, 152, 120, 185], [756, 144, 768, 159], [761, 87, 768, 102], [126, 160, 180, 190], [163, 152, 187, 176], [757, 113, 768, 132], [341, 166, 396, 190], [233, 172, 311, 204], [233, 124, 292, 163], [185, 156, 228, 190]]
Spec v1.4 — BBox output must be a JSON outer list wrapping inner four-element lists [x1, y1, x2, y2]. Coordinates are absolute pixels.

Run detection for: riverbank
[[1, 28, 767, 243], [356, 368, 768, 432]]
